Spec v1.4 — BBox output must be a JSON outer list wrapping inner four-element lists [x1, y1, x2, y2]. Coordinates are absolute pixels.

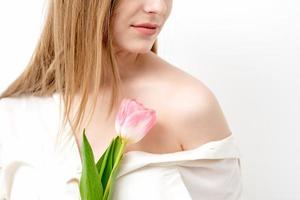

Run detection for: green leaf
[[96, 139, 115, 188], [96, 138, 114, 178], [106, 159, 122, 200], [79, 129, 103, 200], [108, 139, 115, 170], [113, 136, 123, 161], [102, 138, 126, 200]]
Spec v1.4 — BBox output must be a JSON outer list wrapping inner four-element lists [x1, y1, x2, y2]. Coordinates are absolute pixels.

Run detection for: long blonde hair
[[0, 0, 158, 139]]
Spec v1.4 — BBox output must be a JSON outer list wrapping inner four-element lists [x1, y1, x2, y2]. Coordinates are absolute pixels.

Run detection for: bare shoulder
[[154, 57, 232, 151]]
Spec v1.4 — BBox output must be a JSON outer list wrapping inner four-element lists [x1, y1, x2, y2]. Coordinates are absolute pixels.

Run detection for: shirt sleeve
[[0, 98, 42, 200], [0, 98, 9, 199], [176, 157, 243, 200], [0, 96, 83, 200], [115, 134, 244, 200]]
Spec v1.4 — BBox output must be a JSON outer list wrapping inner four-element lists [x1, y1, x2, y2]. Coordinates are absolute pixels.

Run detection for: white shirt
[[0, 93, 243, 200]]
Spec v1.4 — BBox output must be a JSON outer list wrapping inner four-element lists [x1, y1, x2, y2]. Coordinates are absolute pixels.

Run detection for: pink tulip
[[115, 98, 157, 144]]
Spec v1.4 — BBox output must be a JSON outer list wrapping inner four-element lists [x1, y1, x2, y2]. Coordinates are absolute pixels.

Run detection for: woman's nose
[[143, 0, 168, 15]]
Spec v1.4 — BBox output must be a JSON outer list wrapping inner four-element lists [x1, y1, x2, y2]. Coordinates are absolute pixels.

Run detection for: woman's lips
[[131, 25, 157, 36]]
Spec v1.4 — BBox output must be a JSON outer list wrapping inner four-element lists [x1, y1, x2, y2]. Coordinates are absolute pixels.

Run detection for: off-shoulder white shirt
[[0, 93, 243, 200]]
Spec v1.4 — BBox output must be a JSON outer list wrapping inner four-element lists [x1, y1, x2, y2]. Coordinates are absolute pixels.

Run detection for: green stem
[[103, 139, 127, 200]]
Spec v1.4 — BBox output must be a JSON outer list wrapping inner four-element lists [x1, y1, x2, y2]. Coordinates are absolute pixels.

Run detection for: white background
[[1, 1, 300, 199]]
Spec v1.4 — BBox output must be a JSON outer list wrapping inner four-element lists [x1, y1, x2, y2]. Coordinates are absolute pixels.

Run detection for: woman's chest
[[74, 93, 182, 162]]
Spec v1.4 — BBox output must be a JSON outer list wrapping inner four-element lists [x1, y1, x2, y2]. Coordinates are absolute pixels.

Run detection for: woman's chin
[[113, 42, 154, 54], [130, 45, 154, 54]]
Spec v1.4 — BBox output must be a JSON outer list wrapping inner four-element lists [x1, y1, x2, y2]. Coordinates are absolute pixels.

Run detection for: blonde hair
[[0, 0, 158, 139]]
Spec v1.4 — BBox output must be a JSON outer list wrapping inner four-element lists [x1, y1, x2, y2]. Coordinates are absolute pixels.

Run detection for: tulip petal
[[115, 98, 157, 144], [121, 110, 156, 143]]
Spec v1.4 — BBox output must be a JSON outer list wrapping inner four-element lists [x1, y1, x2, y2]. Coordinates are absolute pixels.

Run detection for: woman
[[0, 0, 243, 199]]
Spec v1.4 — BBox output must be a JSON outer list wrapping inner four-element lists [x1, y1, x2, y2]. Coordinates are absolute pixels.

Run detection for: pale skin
[[73, 0, 232, 162]]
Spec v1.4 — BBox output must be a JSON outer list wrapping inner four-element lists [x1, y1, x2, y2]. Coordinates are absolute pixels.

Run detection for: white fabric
[[0, 93, 243, 200]]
